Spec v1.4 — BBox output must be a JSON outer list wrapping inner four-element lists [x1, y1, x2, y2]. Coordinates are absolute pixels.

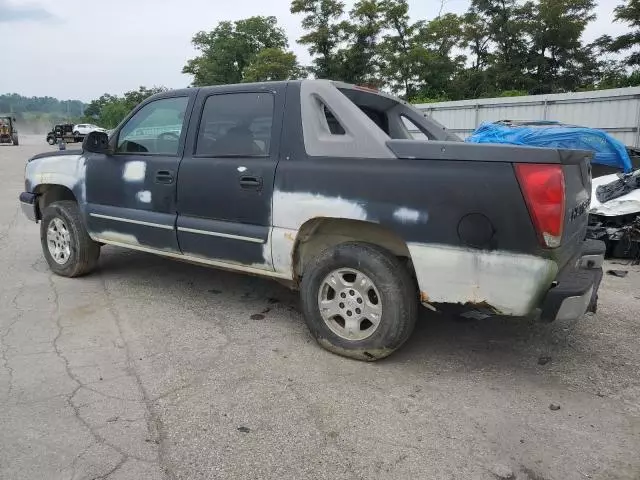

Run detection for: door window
[[196, 93, 274, 157], [117, 97, 189, 155]]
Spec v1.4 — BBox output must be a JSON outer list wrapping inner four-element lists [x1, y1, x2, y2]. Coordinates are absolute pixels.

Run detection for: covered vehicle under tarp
[[466, 121, 633, 173]]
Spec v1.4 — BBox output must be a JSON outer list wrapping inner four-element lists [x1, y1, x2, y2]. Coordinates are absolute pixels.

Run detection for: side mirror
[[83, 131, 111, 154]]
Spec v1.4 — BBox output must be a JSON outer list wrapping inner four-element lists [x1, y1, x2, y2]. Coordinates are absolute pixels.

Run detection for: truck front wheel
[[300, 242, 417, 361], [40, 201, 100, 277]]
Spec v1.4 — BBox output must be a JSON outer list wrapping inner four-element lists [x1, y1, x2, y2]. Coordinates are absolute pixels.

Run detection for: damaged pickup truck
[[19, 80, 604, 360]]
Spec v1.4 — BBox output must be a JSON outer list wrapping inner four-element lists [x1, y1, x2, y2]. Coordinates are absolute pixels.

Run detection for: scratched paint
[[25, 153, 87, 204], [393, 207, 427, 224], [271, 227, 298, 275], [122, 161, 146, 182], [272, 190, 367, 230], [136, 191, 152, 203], [407, 243, 557, 316], [91, 230, 140, 245]]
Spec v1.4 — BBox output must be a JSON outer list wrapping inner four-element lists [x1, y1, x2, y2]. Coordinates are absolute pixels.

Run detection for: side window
[[324, 106, 346, 135], [117, 97, 189, 155], [401, 115, 430, 141], [196, 93, 274, 157]]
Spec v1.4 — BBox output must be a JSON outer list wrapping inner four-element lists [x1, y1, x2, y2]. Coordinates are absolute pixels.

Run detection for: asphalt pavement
[[1, 135, 639, 480]]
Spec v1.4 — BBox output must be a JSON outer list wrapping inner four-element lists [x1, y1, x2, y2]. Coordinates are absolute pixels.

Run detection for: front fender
[[25, 152, 87, 205]]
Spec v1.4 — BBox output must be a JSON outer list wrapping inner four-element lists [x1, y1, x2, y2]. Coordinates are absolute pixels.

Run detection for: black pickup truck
[[19, 80, 604, 360]]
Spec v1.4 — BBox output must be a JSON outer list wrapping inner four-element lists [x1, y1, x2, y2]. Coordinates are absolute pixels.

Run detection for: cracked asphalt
[[1, 136, 639, 480]]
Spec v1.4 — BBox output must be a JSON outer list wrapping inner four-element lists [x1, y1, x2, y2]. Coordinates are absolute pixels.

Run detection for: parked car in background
[[73, 124, 106, 136], [46, 124, 84, 145]]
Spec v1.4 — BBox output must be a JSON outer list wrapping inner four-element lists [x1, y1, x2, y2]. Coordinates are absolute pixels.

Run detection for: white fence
[[415, 87, 640, 147]]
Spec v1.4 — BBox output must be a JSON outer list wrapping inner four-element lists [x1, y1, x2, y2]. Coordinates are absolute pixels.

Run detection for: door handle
[[155, 170, 174, 184], [239, 175, 263, 189]]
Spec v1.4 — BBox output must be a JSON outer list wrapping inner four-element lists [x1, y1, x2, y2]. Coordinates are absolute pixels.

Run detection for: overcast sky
[[0, 0, 629, 102]]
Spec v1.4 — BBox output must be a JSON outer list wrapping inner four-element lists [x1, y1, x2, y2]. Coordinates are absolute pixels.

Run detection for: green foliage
[[24, 0, 640, 127], [243, 48, 305, 82], [0, 93, 85, 118], [83, 86, 167, 128], [526, 0, 598, 94], [498, 90, 528, 97], [290, 0, 638, 99], [377, 0, 419, 98], [408, 94, 450, 104], [183, 16, 293, 86], [605, 0, 640, 67], [337, 0, 385, 85], [290, 0, 347, 79]]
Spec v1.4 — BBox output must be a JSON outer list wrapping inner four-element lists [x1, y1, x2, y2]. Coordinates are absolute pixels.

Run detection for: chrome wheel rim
[[317, 268, 382, 341], [47, 217, 71, 265]]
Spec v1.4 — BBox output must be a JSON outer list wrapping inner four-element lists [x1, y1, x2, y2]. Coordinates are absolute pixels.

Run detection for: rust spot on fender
[[284, 231, 295, 242], [420, 291, 430, 303]]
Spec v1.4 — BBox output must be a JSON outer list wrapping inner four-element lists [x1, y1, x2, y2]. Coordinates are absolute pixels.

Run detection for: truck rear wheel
[[300, 242, 417, 361], [40, 201, 100, 277], [12, 135, 18, 146]]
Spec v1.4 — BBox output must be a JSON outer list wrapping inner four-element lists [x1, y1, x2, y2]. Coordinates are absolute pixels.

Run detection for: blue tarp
[[466, 122, 633, 172]]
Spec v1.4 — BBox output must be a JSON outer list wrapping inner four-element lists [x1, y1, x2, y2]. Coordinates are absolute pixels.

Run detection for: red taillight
[[515, 163, 565, 248]]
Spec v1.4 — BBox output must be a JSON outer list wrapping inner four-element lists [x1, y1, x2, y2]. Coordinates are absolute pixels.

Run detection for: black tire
[[12, 136, 18, 146], [73, 130, 80, 136], [40, 201, 100, 277], [47, 136, 55, 145], [300, 242, 417, 361]]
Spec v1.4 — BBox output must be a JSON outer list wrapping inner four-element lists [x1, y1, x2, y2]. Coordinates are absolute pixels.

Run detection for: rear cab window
[[195, 92, 274, 157], [337, 86, 441, 141]]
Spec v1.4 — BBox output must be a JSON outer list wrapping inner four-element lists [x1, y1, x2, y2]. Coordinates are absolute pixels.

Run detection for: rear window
[[402, 116, 429, 140], [337, 86, 434, 140], [196, 93, 274, 157]]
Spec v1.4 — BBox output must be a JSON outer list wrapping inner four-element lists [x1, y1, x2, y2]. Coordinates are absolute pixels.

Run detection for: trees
[[466, 0, 532, 93], [525, 0, 598, 94], [72, 1, 640, 122], [83, 86, 167, 128], [290, 0, 347, 79], [600, 0, 640, 68], [243, 48, 305, 82], [288, 0, 635, 100], [182, 16, 299, 86], [411, 13, 466, 101], [337, 0, 385, 85], [377, 0, 420, 98], [0, 94, 84, 117]]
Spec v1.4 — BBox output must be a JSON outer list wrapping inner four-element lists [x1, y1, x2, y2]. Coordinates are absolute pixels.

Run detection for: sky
[[0, 0, 630, 102]]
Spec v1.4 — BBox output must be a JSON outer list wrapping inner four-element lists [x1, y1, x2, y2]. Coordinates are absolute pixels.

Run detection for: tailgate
[[559, 149, 592, 257]]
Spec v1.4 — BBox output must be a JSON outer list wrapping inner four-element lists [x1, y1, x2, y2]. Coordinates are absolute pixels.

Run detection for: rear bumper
[[539, 239, 605, 322], [19, 192, 38, 222]]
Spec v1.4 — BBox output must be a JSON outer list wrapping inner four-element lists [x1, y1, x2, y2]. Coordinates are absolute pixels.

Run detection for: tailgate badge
[[570, 199, 590, 221]]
